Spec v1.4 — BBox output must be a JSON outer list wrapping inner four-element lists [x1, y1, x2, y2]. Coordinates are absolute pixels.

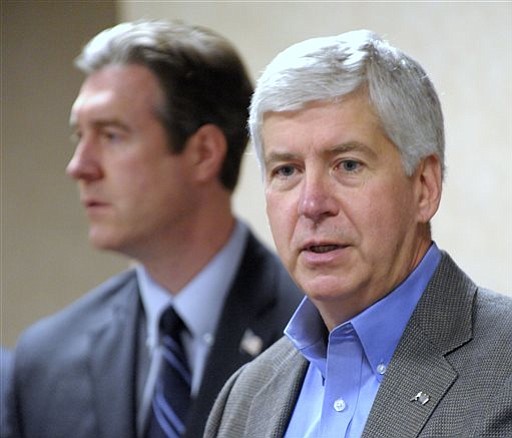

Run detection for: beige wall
[[2, 1, 510, 347], [2, 1, 123, 347]]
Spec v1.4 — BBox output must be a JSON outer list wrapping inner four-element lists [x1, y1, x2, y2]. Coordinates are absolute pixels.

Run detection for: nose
[[66, 137, 102, 181], [298, 171, 339, 223]]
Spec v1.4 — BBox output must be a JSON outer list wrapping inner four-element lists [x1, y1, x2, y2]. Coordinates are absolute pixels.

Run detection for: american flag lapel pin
[[239, 328, 263, 357]]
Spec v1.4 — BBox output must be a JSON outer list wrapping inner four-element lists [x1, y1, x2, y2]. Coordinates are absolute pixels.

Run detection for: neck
[[134, 193, 235, 293]]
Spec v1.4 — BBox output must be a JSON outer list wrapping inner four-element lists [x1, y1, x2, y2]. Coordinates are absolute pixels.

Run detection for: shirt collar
[[138, 220, 249, 351], [285, 243, 441, 377]]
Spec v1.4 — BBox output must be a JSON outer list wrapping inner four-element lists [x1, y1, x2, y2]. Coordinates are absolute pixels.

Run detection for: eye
[[100, 127, 127, 145], [339, 159, 361, 172], [272, 164, 296, 178], [103, 130, 120, 142]]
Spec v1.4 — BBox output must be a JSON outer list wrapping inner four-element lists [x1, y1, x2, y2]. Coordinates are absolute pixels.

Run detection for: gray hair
[[76, 20, 253, 191], [249, 29, 445, 178]]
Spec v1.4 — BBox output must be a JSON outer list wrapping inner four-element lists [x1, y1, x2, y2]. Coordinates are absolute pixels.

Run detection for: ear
[[414, 154, 442, 224], [185, 124, 227, 183]]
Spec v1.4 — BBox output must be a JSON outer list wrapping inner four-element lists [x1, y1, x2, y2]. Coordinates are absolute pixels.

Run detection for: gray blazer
[[10, 231, 302, 438], [205, 253, 512, 437]]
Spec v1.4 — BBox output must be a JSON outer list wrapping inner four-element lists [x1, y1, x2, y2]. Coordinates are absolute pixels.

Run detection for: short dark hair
[[76, 20, 254, 191]]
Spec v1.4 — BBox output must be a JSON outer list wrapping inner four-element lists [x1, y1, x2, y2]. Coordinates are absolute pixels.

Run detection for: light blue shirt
[[284, 243, 441, 438], [137, 220, 248, 395]]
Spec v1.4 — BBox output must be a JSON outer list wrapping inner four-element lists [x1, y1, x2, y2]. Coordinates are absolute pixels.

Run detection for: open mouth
[[307, 245, 342, 254]]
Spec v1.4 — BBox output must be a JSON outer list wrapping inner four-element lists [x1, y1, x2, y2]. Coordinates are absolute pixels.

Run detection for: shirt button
[[333, 398, 347, 412], [203, 333, 214, 346], [377, 363, 387, 375]]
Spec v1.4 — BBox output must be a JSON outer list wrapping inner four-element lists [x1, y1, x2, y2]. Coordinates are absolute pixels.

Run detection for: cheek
[[358, 183, 416, 242], [266, 194, 294, 251], [110, 154, 149, 188], [121, 155, 176, 195], [266, 199, 282, 237]]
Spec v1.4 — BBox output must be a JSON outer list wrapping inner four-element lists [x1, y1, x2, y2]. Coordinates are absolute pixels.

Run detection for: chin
[[299, 274, 351, 302], [307, 289, 350, 304], [88, 230, 122, 252]]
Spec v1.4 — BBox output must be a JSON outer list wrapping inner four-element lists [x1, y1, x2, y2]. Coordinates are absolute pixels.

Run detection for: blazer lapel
[[362, 322, 458, 437], [87, 276, 141, 438], [246, 349, 309, 437], [363, 253, 476, 437]]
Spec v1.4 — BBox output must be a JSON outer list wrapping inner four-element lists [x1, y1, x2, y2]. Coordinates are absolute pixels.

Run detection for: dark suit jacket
[[2, 347, 13, 438], [10, 231, 302, 438], [205, 253, 512, 437]]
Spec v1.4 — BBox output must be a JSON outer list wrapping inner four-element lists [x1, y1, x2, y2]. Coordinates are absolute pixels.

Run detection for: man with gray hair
[[9, 20, 301, 438], [205, 30, 512, 437]]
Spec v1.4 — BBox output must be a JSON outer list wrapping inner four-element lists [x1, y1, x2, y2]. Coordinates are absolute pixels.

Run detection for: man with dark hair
[[10, 20, 301, 438]]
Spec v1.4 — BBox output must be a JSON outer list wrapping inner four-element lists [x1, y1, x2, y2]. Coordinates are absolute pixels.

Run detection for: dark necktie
[[146, 307, 192, 438]]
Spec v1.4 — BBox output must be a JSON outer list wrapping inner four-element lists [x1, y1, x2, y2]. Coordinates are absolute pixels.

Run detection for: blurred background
[[2, 1, 511, 347]]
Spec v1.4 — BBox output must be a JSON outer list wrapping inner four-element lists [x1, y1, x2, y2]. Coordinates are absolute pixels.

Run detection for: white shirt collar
[[137, 220, 249, 353]]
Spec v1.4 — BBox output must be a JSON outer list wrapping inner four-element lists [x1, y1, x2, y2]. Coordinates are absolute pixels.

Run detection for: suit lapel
[[362, 322, 458, 437], [247, 348, 309, 437], [185, 232, 280, 437], [87, 274, 141, 438], [363, 253, 476, 437]]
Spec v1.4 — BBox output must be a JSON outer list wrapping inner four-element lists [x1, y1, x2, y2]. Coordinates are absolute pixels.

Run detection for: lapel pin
[[410, 391, 430, 405], [239, 328, 263, 357]]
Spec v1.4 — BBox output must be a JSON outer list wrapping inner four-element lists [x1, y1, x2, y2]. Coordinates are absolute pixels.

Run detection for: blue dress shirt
[[284, 243, 441, 437]]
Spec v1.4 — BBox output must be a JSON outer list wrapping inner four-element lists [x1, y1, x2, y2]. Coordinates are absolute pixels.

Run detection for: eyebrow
[[328, 142, 378, 159], [69, 117, 130, 133], [264, 141, 377, 167], [264, 151, 298, 167]]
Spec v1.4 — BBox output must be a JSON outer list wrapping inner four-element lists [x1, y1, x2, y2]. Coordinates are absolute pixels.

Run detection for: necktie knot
[[160, 307, 187, 339]]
